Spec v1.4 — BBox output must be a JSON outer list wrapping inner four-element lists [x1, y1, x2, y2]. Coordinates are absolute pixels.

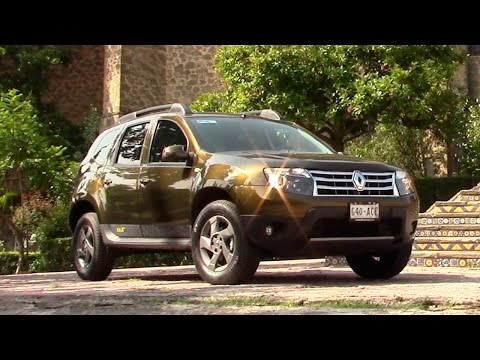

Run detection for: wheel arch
[[69, 200, 96, 234], [191, 187, 234, 224]]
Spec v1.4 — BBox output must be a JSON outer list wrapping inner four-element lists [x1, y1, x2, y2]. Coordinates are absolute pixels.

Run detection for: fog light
[[265, 226, 273, 236]]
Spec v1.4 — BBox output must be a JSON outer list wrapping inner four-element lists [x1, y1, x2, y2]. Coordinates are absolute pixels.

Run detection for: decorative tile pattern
[[408, 257, 480, 268], [413, 242, 480, 251], [432, 204, 480, 213], [417, 217, 480, 226]]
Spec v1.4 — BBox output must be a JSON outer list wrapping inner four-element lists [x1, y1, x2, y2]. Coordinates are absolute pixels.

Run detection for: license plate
[[350, 203, 379, 221]]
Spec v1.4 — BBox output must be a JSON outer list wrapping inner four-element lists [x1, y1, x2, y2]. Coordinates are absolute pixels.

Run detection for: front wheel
[[346, 242, 413, 280], [191, 200, 260, 285], [73, 212, 114, 281]]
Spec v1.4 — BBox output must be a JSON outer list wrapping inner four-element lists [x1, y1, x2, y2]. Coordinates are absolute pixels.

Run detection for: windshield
[[186, 116, 335, 154]]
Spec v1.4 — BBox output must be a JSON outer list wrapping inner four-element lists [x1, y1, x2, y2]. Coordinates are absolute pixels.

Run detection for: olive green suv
[[69, 103, 419, 285]]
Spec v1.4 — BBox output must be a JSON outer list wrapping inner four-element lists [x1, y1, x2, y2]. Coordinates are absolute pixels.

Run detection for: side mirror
[[161, 144, 189, 162]]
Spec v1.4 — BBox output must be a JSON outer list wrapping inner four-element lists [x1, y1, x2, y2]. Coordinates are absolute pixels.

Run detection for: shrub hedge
[[0, 252, 40, 275], [1, 237, 193, 275], [415, 176, 480, 212]]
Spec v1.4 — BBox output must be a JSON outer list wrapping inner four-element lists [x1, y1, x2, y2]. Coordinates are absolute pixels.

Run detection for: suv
[[69, 103, 419, 285]]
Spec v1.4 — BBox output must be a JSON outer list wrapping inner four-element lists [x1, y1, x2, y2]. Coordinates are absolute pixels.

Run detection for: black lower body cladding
[[241, 194, 419, 257]]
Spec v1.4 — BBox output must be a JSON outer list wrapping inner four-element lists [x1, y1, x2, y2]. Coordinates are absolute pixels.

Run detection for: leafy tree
[[0, 45, 84, 158], [0, 90, 70, 273], [460, 102, 480, 177], [346, 124, 444, 178], [193, 45, 466, 152]]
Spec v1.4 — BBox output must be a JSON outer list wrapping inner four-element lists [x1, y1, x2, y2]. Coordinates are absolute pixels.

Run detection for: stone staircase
[[326, 185, 480, 268], [410, 186, 480, 268]]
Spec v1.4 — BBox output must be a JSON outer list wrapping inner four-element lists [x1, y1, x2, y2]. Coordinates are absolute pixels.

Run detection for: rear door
[[101, 121, 151, 237]]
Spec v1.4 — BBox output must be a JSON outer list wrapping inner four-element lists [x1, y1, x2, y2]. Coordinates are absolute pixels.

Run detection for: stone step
[[415, 226, 480, 236], [417, 216, 480, 226], [414, 236, 480, 243], [451, 189, 480, 202], [419, 212, 480, 219], [425, 201, 480, 214], [412, 250, 480, 259], [417, 226, 480, 236], [413, 240, 480, 251], [409, 252, 480, 268], [326, 252, 480, 268]]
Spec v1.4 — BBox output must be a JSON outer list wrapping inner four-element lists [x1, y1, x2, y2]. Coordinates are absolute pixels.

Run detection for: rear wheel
[[346, 242, 412, 280], [73, 212, 114, 281], [191, 200, 260, 285]]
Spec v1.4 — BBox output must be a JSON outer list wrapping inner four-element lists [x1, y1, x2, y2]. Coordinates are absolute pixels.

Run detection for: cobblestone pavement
[[1, 259, 479, 315]]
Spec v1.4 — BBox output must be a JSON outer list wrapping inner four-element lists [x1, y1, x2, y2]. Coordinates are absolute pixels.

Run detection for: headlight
[[395, 170, 415, 195], [263, 168, 314, 195]]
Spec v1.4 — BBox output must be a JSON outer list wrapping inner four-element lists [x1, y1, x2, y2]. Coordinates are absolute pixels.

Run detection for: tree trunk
[[446, 141, 461, 176], [331, 138, 345, 153], [6, 218, 25, 274]]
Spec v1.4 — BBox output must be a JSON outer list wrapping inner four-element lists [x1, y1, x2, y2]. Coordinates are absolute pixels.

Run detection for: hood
[[214, 151, 402, 173]]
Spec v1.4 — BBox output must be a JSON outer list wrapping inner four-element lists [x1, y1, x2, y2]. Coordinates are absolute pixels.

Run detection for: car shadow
[[109, 266, 472, 286]]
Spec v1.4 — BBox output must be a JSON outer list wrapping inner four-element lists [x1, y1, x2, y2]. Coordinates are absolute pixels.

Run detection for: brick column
[[102, 45, 222, 131]]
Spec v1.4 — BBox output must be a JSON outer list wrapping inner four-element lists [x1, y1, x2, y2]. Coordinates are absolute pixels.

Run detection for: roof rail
[[241, 109, 282, 121], [118, 103, 192, 124]]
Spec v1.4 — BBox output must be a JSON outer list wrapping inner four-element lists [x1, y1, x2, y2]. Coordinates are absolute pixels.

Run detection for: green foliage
[[0, 251, 39, 275], [193, 45, 466, 151], [31, 237, 73, 272], [12, 192, 52, 243], [0, 90, 69, 195], [415, 176, 480, 212], [0, 45, 85, 160], [460, 103, 480, 176], [115, 252, 193, 269], [81, 105, 101, 153], [0, 45, 69, 97], [35, 199, 71, 240], [346, 123, 444, 178]]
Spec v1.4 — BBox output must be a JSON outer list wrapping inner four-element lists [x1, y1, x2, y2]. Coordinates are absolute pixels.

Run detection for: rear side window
[[82, 127, 121, 167], [117, 122, 149, 165]]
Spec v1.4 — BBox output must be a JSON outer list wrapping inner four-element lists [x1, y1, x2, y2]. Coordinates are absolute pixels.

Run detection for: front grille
[[309, 170, 397, 196]]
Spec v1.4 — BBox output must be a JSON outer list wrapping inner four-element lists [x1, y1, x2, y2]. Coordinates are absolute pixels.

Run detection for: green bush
[[415, 176, 480, 212], [35, 199, 71, 240], [31, 234, 192, 273], [31, 237, 73, 272], [0, 251, 40, 275], [115, 252, 193, 269]]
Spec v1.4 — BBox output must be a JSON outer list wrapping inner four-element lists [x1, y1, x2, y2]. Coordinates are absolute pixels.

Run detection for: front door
[[138, 119, 193, 238]]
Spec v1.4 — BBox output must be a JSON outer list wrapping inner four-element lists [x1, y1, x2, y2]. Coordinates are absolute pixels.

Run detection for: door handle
[[104, 178, 112, 186], [140, 177, 150, 185]]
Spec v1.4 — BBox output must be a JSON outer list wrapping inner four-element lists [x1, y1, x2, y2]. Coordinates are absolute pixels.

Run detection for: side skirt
[[101, 225, 191, 250]]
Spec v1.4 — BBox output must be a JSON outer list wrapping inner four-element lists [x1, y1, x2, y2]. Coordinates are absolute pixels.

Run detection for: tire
[[73, 212, 114, 281], [191, 200, 260, 285], [346, 242, 413, 280]]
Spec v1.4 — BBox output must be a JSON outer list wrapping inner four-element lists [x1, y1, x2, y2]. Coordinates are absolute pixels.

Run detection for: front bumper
[[234, 186, 419, 257]]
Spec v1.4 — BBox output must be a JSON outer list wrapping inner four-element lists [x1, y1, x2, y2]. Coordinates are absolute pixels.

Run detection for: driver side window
[[149, 120, 188, 162]]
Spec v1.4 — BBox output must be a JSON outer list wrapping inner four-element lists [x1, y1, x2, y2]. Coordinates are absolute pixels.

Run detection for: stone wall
[[41, 45, 105, 125], [164, 45, 222, 104], [119, 45, 167, 113]]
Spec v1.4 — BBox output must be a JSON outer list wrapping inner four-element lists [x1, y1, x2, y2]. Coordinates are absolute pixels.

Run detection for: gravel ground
[[1, 259, 479, 315]]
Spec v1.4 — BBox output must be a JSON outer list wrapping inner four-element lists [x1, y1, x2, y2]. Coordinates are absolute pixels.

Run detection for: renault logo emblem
[[352, 170, 366, 191]]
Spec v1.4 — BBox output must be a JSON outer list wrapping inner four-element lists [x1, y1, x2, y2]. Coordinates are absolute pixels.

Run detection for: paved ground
[[1, 259, 479, 314]]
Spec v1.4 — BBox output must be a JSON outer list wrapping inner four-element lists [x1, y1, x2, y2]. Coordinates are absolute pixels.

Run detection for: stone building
[[42, 45, 222, 132], [41, 45, 480, 132]]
